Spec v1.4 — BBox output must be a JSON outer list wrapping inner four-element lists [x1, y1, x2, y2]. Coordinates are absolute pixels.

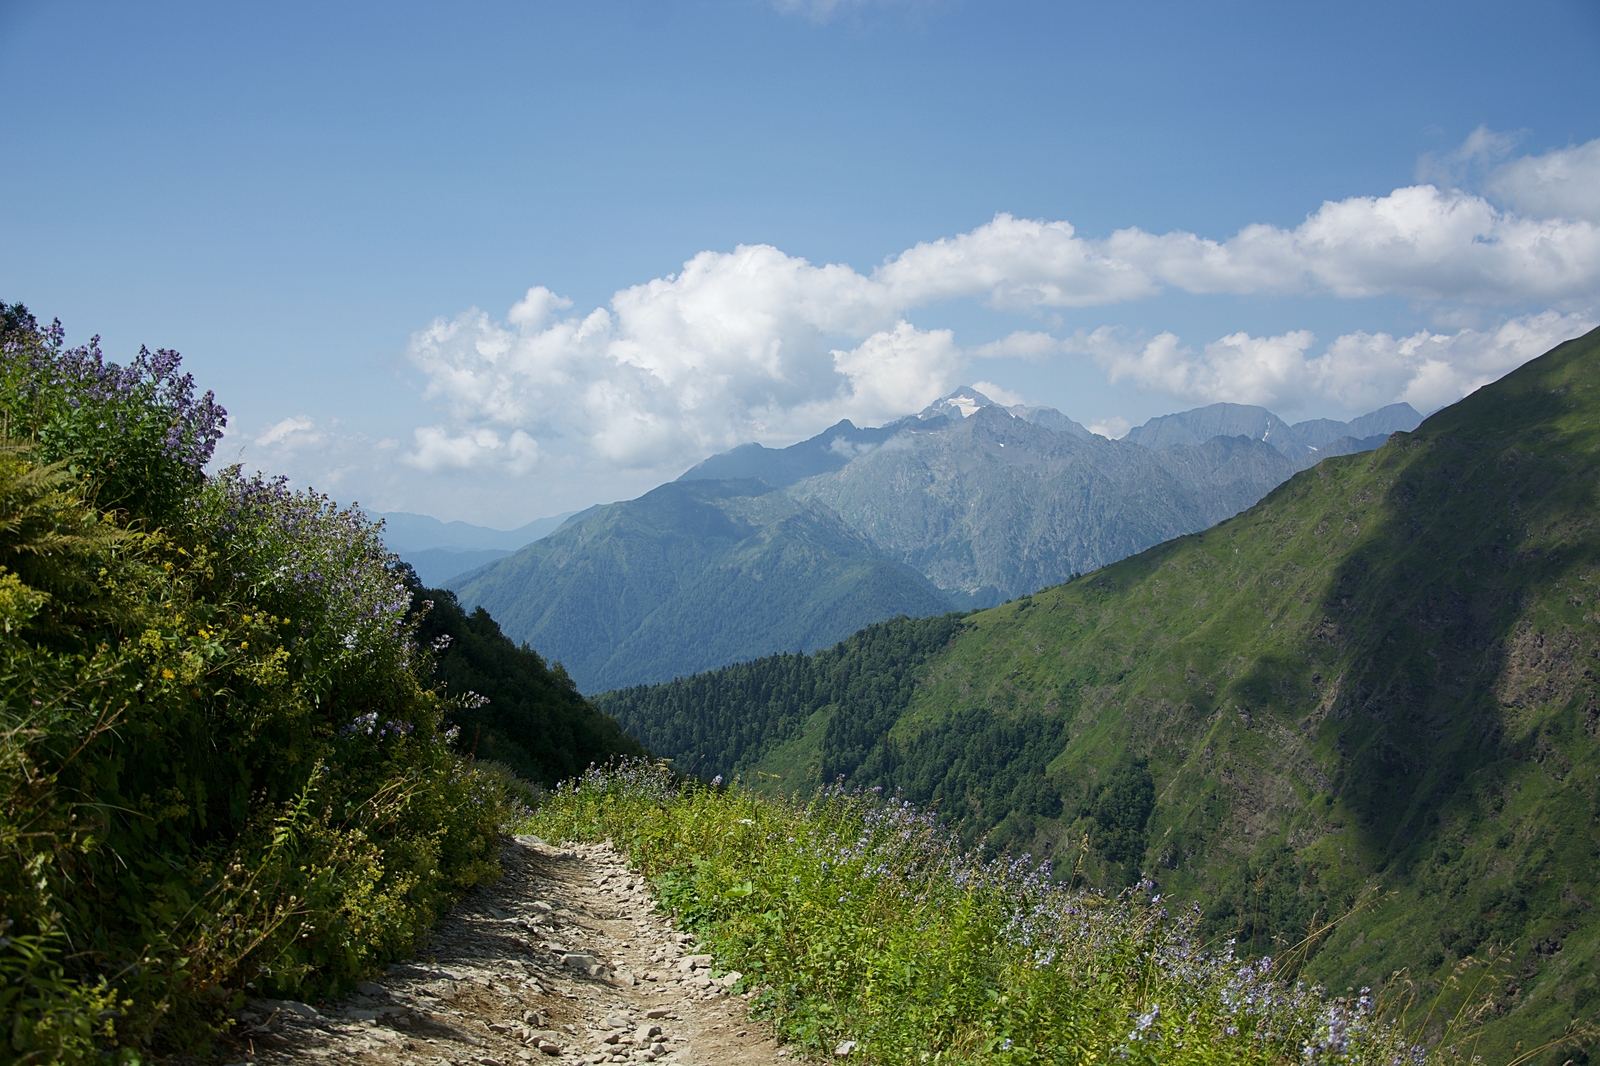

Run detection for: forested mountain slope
[[594, 612, 966, 782], [608, 327, 1600, 1059], [406, 580, 644, 785], [451, 478, 950, 692]]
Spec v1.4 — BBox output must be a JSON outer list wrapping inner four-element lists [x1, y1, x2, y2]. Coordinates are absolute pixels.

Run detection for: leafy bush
[[409, 586, 645, 786], [532, 761, 1453, 1066], [0, 306, 512, 1061], [0, 304, 224, 523]]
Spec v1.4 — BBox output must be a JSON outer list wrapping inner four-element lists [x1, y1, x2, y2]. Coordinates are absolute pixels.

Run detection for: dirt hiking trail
[[222, 837, 792, 1066]]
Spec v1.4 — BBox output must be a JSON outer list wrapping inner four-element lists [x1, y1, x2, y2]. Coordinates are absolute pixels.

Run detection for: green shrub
[[0, 306, 511, 1061]]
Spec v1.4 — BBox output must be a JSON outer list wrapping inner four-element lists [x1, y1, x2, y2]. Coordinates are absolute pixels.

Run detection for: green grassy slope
[[731, 327, 1600, 1057], [591, 329, 1599, 1054], [451, 478, 951, 692]]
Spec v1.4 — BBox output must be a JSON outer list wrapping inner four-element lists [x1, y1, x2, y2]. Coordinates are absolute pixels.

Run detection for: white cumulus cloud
[[970, 330, 1070, 360], [1488, 138, 1600, 224], [1104, 183, 1600, 306], [872, 170, 1600, 311], [254, 414, 320, 449], [400, 138, 1599, 485], [407, 252, 957, 475], [879, 215, 1157, 308], [404, 426, 539, 474], [1080, 311, 1597, 414]]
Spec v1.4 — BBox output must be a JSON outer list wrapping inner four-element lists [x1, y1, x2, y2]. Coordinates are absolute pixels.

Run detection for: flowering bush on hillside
[[0, 306, 509, 1061], [0, 303, 226, 520]]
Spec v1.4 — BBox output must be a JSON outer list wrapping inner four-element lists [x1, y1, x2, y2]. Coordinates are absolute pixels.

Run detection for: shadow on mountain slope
[[1305, 329, 1600, 867], [1210, 329, 1600, 1055]]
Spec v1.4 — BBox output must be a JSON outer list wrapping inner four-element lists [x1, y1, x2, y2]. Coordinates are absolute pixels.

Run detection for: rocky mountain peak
[[918, 386, 999, 421]]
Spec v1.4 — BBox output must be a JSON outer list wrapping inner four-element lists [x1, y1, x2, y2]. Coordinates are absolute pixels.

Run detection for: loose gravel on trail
[[223, 837, 793, 1066]]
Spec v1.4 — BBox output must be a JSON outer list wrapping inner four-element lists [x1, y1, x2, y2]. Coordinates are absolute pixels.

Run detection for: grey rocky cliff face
[[788, 405, 1296, 605]]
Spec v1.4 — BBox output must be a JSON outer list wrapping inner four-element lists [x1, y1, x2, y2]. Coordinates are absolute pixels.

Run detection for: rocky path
[[223, 837, 791, 1066]]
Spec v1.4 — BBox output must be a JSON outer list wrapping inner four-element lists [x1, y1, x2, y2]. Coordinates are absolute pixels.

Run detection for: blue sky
[[3, 0, 1598, 525]]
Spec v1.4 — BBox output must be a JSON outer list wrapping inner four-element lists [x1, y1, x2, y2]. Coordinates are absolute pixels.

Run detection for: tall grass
[[532, 762, 1458, 1066]]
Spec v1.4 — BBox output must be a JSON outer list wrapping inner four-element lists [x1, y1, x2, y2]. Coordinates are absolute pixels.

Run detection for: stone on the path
[[676, 954, 714, 972], [562, 951, 605, 976], [253, 998, 321, 1020]]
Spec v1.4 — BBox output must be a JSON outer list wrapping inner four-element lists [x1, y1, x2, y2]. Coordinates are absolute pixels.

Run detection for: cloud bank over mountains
[[394, 136, 1598, 476], [237, 134, 1598, 518], [1076, 311, 1596, 415]]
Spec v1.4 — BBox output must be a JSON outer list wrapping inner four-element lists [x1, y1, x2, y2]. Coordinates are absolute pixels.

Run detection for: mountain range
[[595, 327, 1600, 1059], [454, 390, 1427, 688], [450, 479, 951, 692], [1122, 399, 1418, 461], [450, 389, 1419, 690]]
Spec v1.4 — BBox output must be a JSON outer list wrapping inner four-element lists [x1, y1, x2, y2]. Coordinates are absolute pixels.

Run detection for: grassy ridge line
[[590, 328, 1600, 1058], [829, 327, 1600, 1057], [531, 762, 1448, 1066]]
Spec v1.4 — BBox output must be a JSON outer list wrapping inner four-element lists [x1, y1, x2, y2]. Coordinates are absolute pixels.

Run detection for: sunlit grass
[[529, 761, 1448, 1066]]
